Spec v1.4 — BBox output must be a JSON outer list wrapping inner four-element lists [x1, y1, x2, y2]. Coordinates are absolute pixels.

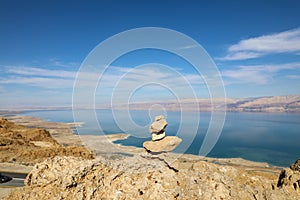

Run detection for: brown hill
[[0, 118, 93, 165]]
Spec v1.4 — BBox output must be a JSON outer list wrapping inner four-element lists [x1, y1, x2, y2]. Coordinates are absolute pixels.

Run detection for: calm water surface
[[22, 109, 300, 167]]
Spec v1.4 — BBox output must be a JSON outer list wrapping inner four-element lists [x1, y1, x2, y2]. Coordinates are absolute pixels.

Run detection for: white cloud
[[222, 67, 271, 84], [48, 58, 79, 68], [0, 66, 78, 89], [218, 52, 261, 61], [97, 65, 204, 90], [177, 44, 198, 50], [222, 62, 300, 84], [0, 77, 74, 89], [6, 66, 76, 78], [1, 65, 206, 94], [219, 28, 300, 60]]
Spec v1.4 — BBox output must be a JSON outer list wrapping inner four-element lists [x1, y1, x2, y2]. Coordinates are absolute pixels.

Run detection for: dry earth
[[0, 117, 93, 165]]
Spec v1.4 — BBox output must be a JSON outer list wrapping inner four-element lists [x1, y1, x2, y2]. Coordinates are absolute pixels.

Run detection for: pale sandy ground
[[0, 115, 283, 199]]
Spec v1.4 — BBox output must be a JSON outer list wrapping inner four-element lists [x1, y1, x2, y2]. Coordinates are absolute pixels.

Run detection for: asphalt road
[[0, 172, 27, 187]]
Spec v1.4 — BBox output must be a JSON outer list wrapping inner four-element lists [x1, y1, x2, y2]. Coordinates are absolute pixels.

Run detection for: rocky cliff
[[0, 117, 93, 164], [6, 155, 300, 200]]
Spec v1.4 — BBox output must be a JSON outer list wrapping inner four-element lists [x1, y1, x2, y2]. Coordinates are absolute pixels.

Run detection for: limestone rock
[[143, 136, 182, 152], [277, 166, 300, 191], [7, 155, 300, 200], [151, 131, 165, 141], [290, 158, 300, 172], [0, 117, 93, 164], [149, 115, 167, 141]]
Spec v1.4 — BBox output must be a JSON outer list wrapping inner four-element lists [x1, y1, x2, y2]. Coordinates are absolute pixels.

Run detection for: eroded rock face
[[290, 158, 300, 172], [277, 158, 300, 192], [7, 156, 300, 200], [149, 115, 167, 141], [143, 136, 182, 152], [0, 118, 93, 164]]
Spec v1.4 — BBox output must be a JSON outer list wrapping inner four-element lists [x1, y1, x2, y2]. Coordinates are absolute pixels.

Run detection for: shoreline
[[0, 115, 288, 199], [1, 114, 285, 171]]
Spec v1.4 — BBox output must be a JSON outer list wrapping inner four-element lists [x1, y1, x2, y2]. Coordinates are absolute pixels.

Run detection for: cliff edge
[[6, 155, 300, 200]]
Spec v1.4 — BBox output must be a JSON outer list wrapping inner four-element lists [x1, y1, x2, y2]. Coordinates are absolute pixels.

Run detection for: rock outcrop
[[0, 117, 93, 164], [6, 155, 300, 200], [290, 158, 300, 172], [277, 158, 300, 192]]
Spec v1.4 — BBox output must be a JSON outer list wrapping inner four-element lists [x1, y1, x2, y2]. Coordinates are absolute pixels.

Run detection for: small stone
[[143, 136, 182, 152], [149, 115, 167, 134], [151, 132, 165, 141], [149, 115, 167, 141]]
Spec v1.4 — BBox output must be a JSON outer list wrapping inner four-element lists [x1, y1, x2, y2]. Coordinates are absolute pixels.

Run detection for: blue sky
[[1, 0, 300, 108]]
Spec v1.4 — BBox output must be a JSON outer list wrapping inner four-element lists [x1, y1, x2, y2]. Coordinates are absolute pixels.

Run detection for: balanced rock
[[149, 115, 167, 141], [143, 136, 182, 152]]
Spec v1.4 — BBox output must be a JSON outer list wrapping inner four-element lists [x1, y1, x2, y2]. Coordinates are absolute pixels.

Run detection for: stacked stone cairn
[[149, 115, 167, 141], [143, 115, 182, 153]]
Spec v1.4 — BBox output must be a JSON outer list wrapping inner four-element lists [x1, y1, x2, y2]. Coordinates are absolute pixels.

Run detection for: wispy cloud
[[6, 66, 76, 78], [1, 65, 206, 94], [0, 66, 77, 89], [48, 58, 80, 68], [95, 65, 208, 103], [98, 65, 204, 90], [222, 62, 300, 84], [222, 67, 271, 84], [177, 44, 198, 50], [218, 28, 300, 60], [0, 77, 74, 88]]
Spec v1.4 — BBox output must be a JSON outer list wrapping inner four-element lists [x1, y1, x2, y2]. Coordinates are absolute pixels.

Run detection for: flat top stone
[[143, 136, 182, 153]]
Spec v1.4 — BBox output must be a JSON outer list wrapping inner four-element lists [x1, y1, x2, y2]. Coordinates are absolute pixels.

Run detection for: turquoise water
[[21, 109, 300, 167]]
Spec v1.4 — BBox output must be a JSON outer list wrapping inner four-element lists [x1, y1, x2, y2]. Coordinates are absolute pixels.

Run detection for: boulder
[[143, 136, 182, 152]]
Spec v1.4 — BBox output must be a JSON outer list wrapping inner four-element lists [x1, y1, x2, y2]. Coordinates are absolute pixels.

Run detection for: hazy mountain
[[109, 95, 300, 112]]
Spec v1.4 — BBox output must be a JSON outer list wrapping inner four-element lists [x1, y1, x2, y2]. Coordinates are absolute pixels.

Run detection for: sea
[[20, 109, 300, 167]]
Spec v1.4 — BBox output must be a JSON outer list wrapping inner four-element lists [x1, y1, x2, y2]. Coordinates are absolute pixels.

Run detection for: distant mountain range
[[1, 95, 300, 114], [109, 95, 300, 112]]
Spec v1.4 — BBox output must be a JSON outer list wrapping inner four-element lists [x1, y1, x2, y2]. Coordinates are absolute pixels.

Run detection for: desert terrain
[[0, 115, 299, 199]]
